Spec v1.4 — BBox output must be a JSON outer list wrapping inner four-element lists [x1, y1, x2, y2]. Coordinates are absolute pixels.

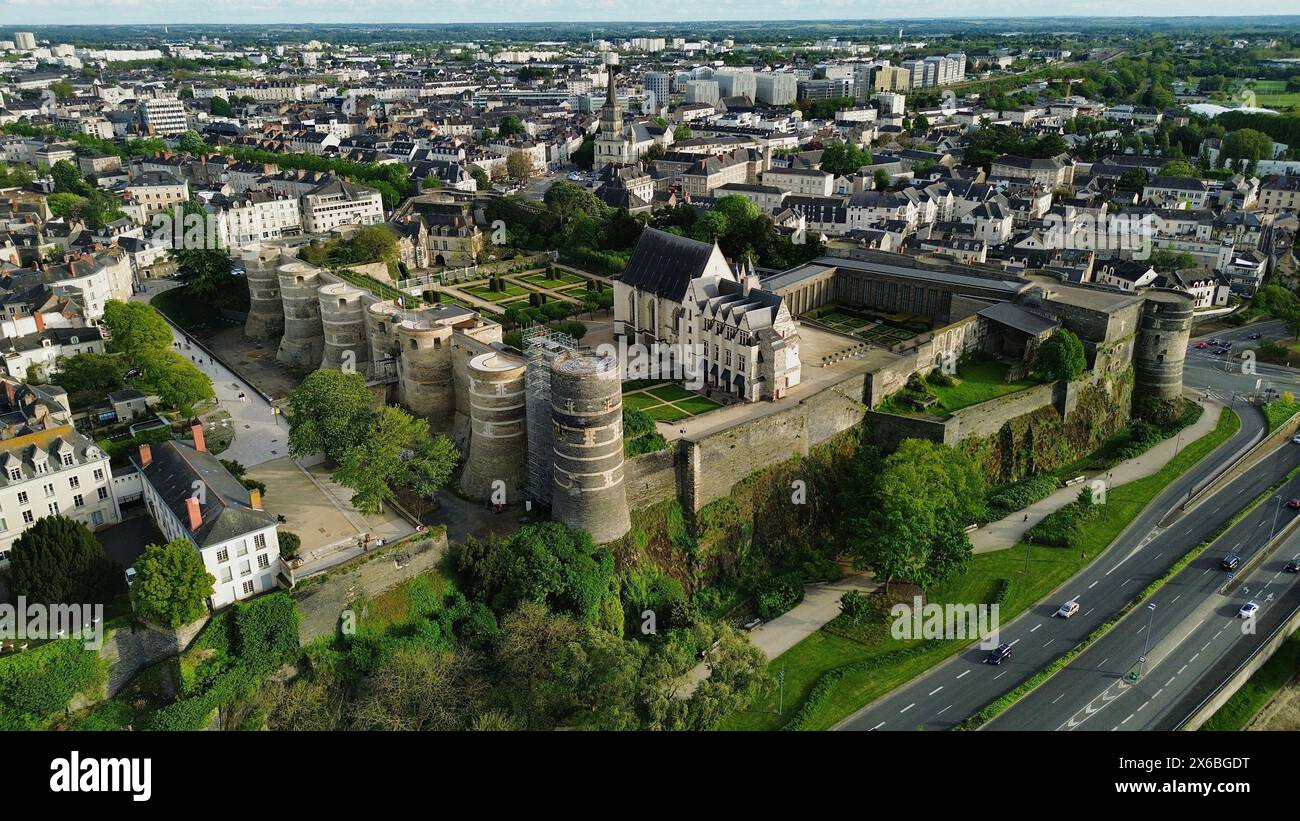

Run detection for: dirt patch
[[199, 326, 306, 401]]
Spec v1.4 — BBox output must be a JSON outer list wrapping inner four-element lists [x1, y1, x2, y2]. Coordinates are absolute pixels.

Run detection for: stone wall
[[949, 381, 1061, 440], [865, 409, 953, 451], [95, 617, 208, 700], [680, 373, 867, 511], [625, 448, 679, 511]]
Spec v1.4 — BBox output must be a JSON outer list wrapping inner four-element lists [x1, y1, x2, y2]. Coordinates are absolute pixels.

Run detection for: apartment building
[[301, 178, 385, 233], [139, 98, 188, 136], [762, 167, 835, 197], [1259, 175, 1300, 211], [207, 191, 303, 247], [123, 171, 190, 220], [134, 432, 284, 609], [0, 382, 119, 563], [755, 72, 798, 106]]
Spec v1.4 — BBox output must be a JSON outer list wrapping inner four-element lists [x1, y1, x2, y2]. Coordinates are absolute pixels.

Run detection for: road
[[837, 322, 1289, 732]]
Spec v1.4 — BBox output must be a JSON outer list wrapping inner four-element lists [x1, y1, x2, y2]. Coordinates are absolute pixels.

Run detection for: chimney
[[33, 312, 45, 332], [249, 487, 262, 510], [138, 443, 152, 466], [191, 423, 206, 453], [185, 495, 202, 531]]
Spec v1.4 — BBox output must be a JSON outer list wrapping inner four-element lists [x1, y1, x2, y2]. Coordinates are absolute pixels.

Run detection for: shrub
[[278, 531, 302, 560], [754, 572, 804, 621], [838, 590, 872, 622]]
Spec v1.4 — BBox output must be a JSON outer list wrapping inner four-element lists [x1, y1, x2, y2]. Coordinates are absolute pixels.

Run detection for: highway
[[838, 319, 1295, 732]]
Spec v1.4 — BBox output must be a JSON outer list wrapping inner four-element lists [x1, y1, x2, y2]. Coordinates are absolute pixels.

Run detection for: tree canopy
[[8, 515, 120, 605], [130, 538, 215, 628], [1034, 329, 1088, 382]]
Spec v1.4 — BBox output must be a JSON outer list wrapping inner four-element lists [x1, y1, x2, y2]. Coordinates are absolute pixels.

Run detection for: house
[[133, 430, 285, 609]]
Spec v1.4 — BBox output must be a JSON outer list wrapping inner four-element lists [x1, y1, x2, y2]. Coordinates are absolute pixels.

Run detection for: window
[[68, 476, 79, 490], [254, 533, 267, 550], [240, 560, 251, 577], [35, 461, 47, 474], [16, 491, 28, 505], [8, 468, 19, 481], [22, 510, 33, 524], [257, 553, 270, 570], [242, 580, 255, 595], [62, 453, 74, 467], [47, 502, 58, 515], [43, 483, 54, 498], [91, 511, 103, 526], [220, 567, 232, 583], [73, 494, 84, 508], [93, 468, 104, 481], [237, 541, 248, 557], [215, 547, 228, 563], [97, 487, 108, 501]]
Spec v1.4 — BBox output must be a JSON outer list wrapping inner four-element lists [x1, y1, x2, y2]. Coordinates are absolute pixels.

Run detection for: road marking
[[1179, 664, 1189, 674], [1191, 653, 1201, 663], [1122, 713, 1134, 725], [1136, 625, 1146, 635], [1084, 607, 1095, 616], [956, 670, 970, 680], [994, 671, 1007, 679], [937, 705, 952, 715], [871, 722, 884, 730], [1201, 641, 1212, 652], [1166, 676, 1176, 687], [929, 686, 943, 696], [1137, 701, 1149, 712], [1172, 594, 1181, 603], [899, 703, 915, 714], [1052, 693, 1065, 704], [1044, 639, 1055, 647], [1088, 580, 1099, 589], [1120, 578, 1133, 587], [1154, 689, 1164, 699], [1031, 624, 1042, 633], [1100, 658, 1109, 667], [1009, 639, 1022, 647]]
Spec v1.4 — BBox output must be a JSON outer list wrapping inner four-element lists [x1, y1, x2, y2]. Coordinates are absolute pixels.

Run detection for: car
[[1054, 600, 1080, 618], [984, 643, 1013, 665], [1292, 435, 1300, 445], [1288, 500, 1300, 510], [1213, 348, 1230, 355], [1249, 333, 1263, 340], [1221, 554, 1242, 571], [1238, 601, 1260, 619], [1196, 341, 1210, 349], [1284, 560, 1300, 574]]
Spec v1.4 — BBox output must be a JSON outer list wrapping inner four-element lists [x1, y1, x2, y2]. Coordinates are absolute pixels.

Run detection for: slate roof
[[978, 301, 1059, 337], [138, 440, 275, 550], [620, 227, 718, 303]]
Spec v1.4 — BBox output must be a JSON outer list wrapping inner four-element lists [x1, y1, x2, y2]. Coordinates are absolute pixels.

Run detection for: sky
[[0, 0, 1292, 26]]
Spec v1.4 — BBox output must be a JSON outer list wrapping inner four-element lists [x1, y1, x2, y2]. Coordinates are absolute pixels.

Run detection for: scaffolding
[[523, 326, 577, 507]]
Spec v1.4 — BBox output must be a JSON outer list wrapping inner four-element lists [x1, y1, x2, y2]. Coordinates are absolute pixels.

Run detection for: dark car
[[1249, 333, 1263, 340], [1288, 499, 1300, 510], [1221, 554, 1242, 571], [1284, 560, 1300, 574], [1213, 348, 1230, 356], [984, 643, 1013, 665]]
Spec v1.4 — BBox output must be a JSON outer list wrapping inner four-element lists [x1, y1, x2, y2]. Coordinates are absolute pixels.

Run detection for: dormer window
[[8, 468, 20, 481], [62, 453, 74, 467]]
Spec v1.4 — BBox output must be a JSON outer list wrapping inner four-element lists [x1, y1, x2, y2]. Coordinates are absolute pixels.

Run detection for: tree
[[873, 168, 891, 191], [9, 516, 119, 605], [101, 300, 173, 359], [286, 369, 374, 462], [177, 130, 208, 155], [843, 439, 984, 590], [468, 165, 491, 190], [672, 124, 692, 142], [49, 80, 75, 99], [497, 115, 526, 137], [209, 96, 234, 117], [130, 538, 215, 628], [819, 140, 873, 176], [506, 150, 533, 181], [173, 248, 235, 297], [1158, 160, 1198, 178], [332, 406, 459, 515], [1034, 329, 1087, 382], [349, 646, 488, 731], [137, 348, 214, 417], [50, 160, 89, 196]]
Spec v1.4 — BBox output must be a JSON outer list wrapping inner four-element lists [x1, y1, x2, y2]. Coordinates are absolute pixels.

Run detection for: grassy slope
[[721, 408, 1242, 731], [1200, 632, 1300, 731]]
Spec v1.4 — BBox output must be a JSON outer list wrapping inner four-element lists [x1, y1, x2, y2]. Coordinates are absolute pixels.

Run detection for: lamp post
[[1138, 602, 1156, 679], [1271, 495, 1285, 542]]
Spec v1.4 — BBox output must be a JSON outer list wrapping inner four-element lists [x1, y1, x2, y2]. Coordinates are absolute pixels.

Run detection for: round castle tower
[[317, 281, 370, 372], [459, 351, 529, 502], [275, 261, 326, 369], [241, 243, 285, 341], [1134, 288, 1195, 402]]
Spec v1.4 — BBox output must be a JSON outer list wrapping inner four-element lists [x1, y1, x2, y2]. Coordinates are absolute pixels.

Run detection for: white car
[[1054, 600, 1080, 619], [1293, 435, 1300, 445], [1238, 601, 1260, 619]]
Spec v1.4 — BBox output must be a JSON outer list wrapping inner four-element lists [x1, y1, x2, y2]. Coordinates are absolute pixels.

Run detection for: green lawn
[[878, 358, 1039, 418], [647, 404, 691, 422], [647, 384, 696, 402], [522, 271, 584, 288], [678, 396, 724, 415], [623, 384, 723, 423], [1200, 632, 1300, 731], [624, 393, 661, 411], [721, 408, 1242, 730], [463, 283, 530, 302], [1262, 397, 1300, 433]]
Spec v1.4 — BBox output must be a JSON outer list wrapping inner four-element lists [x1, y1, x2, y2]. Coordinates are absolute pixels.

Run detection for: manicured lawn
[[522, 271, 584, 288], [647, 384, 696, 402], [928, 360, 1038, 413], [1201, 632, 1300, 731], [463, 282, 530, 301], [647, 404, 691, 422], [677, 396, 724, 415], [721, 408, 1242, 730], [623, 393, 661, 411]]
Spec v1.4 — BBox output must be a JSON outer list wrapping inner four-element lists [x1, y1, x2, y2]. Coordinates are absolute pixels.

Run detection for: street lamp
[[1138, 602, 1156, 679], [1271, 495, 1285, 541]]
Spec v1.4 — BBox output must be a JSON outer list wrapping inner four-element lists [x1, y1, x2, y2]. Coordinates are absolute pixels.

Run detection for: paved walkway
[[970, 395, 1224, 554]]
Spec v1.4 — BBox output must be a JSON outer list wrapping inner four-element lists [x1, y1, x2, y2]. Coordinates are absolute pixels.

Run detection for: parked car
[[1213, 348, 1230, 356], [1196, 341, 1210, 350], [1283, 560, 1300, 574], [1054, 600, 1080, 619], [1238, 601, 1260, 619], [1287, 499, 1300, 510], [1291, 435, 1300, 445], [984, 643, 1013, 665], [1249, 333, 1263, 340], [1221, 554, 1242, 571]]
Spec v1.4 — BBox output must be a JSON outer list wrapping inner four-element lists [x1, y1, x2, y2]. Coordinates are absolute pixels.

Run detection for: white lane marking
[[1052, 693, 1065, 704], [871, 722, 885, 730], [929, 686, 943, 696], [1030, 624, 1042, 633], [1172, 594, 1181, 603], [956, 670, 970, 680], [900, 703, 915, 714], [1084, 608, 1095, 616], [1089, 580, 1100, 589], [1044, 638, 1055, 647], [995, 671, 1007, 680], [1179, 664, 1188, 674], [937, 705, 952, 715], [1165, 676, 1176, 687], [1009, 639, 1022, 647], [1122, 713, 1134, 725], [1137, 701, 1149, 712]]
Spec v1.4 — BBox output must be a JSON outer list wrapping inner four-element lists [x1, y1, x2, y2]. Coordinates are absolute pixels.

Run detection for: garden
[[623, 382, 724, 423]]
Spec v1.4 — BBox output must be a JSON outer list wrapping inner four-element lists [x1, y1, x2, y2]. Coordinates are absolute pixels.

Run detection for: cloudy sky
[[0, 0, 1290, 25]]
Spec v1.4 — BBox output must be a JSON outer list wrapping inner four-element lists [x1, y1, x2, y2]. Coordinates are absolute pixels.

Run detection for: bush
[[1025, 489, 1097, 549], [279, 531, 302, 560], [986, 475, 1060, 518], [754, 572, 804, 621], [838, 590, 872, 622]]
